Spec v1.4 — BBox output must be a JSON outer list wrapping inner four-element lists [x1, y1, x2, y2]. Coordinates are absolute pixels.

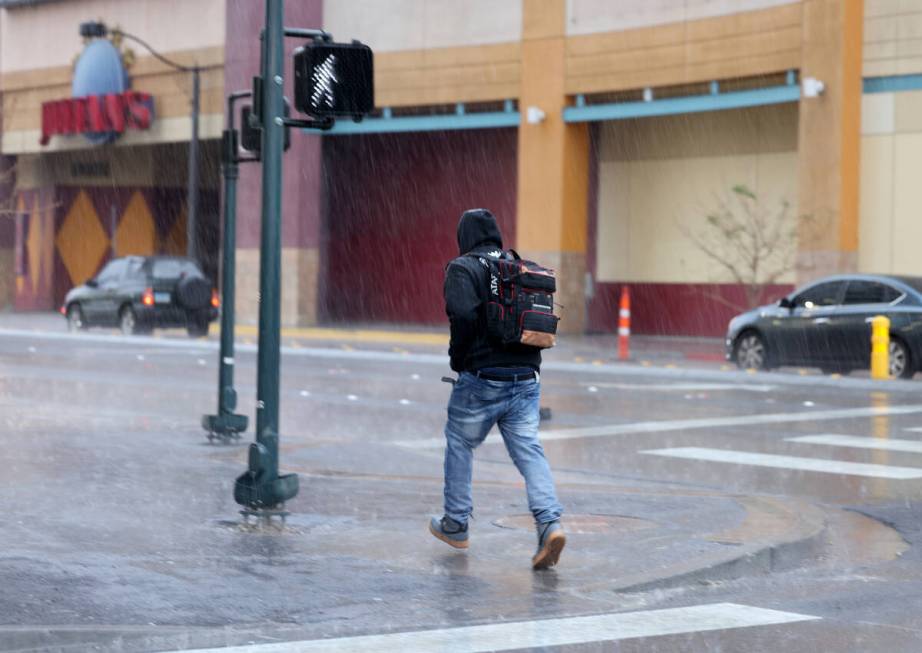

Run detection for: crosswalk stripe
[[176, 603, 819, 653], [641, 447, 922, 479], [578, 382, 776, 392], [788, 434, 922, 454]]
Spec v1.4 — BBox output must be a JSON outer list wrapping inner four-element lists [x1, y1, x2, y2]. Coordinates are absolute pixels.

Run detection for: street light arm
[[111, 29, 198, 72]]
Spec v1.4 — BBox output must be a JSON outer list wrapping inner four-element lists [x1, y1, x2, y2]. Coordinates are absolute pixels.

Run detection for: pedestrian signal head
[[293, 41, 374, 120]]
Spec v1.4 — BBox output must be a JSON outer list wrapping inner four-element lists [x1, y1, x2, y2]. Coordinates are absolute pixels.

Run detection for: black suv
[[62, 256, 219, 337]]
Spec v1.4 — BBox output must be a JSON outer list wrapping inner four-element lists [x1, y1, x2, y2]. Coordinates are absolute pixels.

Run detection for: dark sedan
[[62, 256, 219, 337], [726, 274, 922, 379]]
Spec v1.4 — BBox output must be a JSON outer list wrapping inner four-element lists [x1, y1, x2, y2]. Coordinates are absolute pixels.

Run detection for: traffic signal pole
[[234, 0, 298, 512], [202, 92, 253, 443], [229, 1, 373, 518]]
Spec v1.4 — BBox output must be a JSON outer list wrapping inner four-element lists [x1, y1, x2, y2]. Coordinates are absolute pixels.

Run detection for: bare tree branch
[[679, 184, 808, 312]]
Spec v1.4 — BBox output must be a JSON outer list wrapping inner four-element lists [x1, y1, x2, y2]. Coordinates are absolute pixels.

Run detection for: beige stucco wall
[[0, 0, 225, 73], [864, 0, 922, 77], [322, 0, 522, 52], [566, 0, 799, 35], [859, 89, 922, 276], [596, 105, 799, 284], [861, 0, 922, 274]]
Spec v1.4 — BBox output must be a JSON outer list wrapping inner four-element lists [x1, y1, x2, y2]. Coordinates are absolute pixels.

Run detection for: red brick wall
[[321, 129, 518, 325]]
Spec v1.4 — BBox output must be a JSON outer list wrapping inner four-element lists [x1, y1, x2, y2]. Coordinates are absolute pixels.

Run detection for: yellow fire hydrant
[[870, 315, 890, 380]]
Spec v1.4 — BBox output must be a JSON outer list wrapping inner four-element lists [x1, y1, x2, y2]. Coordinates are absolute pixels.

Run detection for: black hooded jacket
[[444, 209, 542, 373]]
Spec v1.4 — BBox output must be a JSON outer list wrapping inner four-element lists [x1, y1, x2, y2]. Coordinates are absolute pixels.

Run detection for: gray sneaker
[[532, 520, 566, 569], [429, 515, 469, 549]]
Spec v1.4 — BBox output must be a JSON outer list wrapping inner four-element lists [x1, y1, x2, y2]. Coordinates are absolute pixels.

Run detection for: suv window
[[125, 258, 145, 279], [793, 281, 844, 309], [152, 259, 202, 280], [843, 280, 902, 305], [96, 259, 127, 285]]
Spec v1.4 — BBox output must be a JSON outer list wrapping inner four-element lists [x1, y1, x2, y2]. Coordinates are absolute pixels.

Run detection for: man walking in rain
[[429, 208, 565, 569]]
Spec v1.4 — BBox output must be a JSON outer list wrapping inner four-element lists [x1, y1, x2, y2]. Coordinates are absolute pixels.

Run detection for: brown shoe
[[532, 520, 566, 569], [429, 516, 469, 549]]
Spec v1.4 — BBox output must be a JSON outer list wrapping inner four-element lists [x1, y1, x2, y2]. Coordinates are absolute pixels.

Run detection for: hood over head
[[457, 208, 503, 255]]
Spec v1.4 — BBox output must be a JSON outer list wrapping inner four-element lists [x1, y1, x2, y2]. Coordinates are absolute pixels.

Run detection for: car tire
[[119, 306, 139, 336], [734, 330, 770, 371], [890, 337, 914, 379], [66, 304, 86, 332], [187, 319, 209, 338]]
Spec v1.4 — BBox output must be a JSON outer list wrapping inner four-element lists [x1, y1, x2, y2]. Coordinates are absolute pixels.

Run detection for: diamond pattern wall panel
[[55, 190, 110, 286], [115, 191, 156, 257]]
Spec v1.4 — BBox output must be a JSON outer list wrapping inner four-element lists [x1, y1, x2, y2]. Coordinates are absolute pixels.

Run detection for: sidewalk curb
[[610, 496, 827, 594]]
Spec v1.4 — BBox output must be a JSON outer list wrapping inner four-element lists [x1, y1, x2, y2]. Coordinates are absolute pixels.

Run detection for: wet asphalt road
[[1, 325, 921, 651]]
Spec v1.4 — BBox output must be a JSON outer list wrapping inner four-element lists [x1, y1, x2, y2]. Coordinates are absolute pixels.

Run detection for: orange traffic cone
[[618, 286, 631, 361]]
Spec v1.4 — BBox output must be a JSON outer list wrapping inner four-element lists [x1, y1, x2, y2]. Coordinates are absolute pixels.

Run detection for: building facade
[[0, 0, 917, 337]]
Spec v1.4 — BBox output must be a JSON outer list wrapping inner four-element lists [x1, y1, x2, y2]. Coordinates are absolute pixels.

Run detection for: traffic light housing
[[293, 40, 374, 120], [240, 100, 291, 156]]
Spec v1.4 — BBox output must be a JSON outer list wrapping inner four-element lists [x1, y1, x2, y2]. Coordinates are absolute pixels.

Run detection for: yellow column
[[517, 0, 590, 334], [797, 0, 864, 279]]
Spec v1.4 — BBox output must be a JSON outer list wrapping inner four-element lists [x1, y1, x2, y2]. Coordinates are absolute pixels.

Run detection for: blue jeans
[[443, 370, 563, 526]]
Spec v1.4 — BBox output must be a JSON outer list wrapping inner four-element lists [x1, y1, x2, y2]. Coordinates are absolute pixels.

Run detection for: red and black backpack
[[467, 249, 559, 349]]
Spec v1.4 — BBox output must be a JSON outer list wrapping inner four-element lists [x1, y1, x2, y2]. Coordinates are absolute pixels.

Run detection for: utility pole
[[186, 67, 201, 261]]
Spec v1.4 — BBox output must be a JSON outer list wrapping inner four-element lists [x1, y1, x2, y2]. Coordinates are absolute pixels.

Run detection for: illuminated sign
[[40, 92, 153, 145], [39, 37, 154, 145], [293, 41, 374, 119]]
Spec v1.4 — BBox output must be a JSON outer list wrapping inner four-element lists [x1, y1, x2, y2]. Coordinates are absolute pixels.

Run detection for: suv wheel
[[176, 276, 212, 310], [66, 304, 86, 332], [119, 306, 138, 336]]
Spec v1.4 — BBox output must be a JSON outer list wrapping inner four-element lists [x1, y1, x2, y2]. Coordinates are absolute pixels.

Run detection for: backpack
[[467, 249, 559, 349]]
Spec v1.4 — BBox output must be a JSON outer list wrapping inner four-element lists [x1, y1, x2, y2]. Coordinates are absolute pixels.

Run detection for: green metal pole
[[234, 0, 298, 509], [202, 127, 248, 441], [256, 0, 284, 464]]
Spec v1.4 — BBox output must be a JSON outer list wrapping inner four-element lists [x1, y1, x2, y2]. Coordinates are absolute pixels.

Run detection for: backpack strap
[[507, 249, 522, 261]]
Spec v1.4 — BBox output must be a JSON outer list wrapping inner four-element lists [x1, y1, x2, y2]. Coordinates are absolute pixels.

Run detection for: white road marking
[[579, 382, 775, 393], [397, 404, 922, 449], [788, 434, 922, 454], [176, 603, 819, 653], [642, 447, 922, 479]]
